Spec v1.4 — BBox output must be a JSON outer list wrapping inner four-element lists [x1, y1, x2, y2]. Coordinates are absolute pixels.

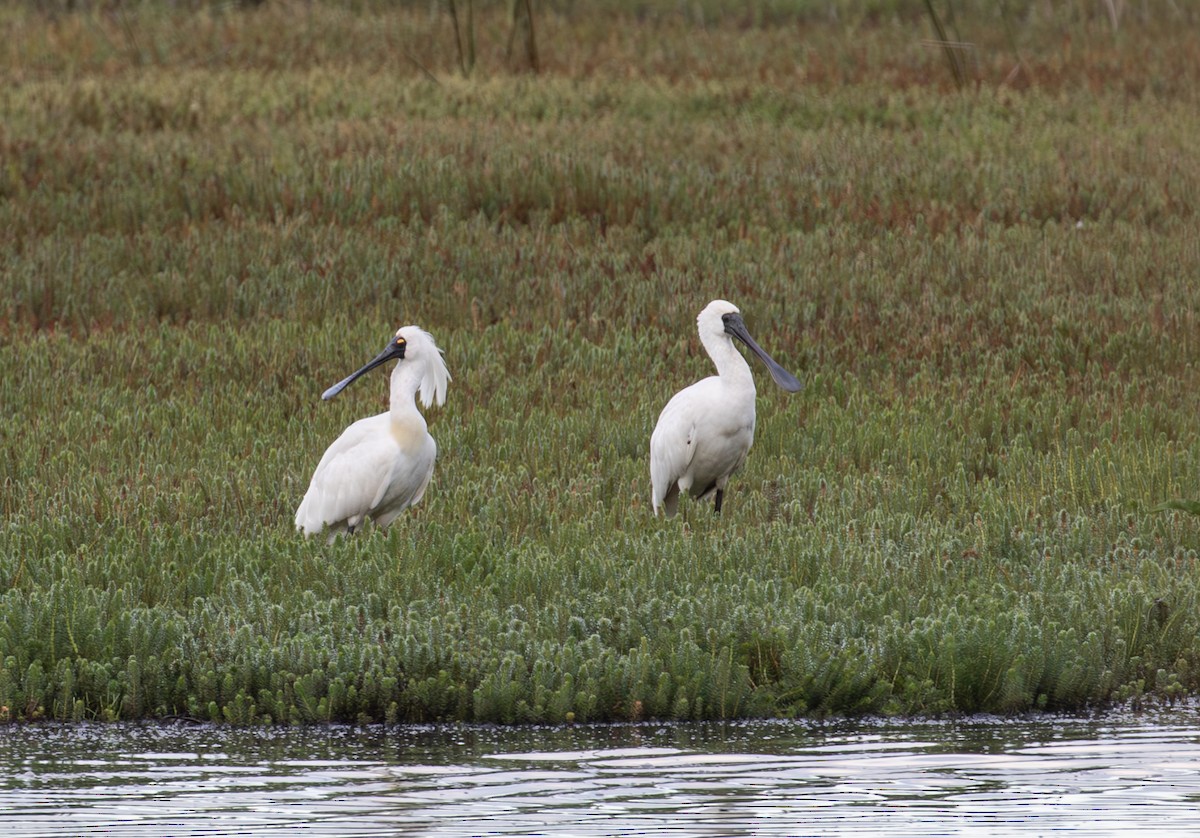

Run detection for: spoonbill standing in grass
[[296, 325, 450, 541], [650, 300, 802, 517]]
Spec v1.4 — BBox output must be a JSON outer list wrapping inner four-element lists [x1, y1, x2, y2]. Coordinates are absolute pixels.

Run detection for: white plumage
[[650, 300, 801, 517], [296, 325, 450, 541]]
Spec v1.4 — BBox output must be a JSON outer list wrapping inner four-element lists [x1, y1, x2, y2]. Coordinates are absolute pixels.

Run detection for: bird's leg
[[347, 523, 356, 535], [713, 489, 724, 514]]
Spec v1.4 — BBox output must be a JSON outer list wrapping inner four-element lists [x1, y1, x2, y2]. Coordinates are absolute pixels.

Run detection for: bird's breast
[[389, 416, 430, 452]]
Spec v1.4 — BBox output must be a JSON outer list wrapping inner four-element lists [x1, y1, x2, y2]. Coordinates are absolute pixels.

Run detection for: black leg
[[714, 489, 724, 514]]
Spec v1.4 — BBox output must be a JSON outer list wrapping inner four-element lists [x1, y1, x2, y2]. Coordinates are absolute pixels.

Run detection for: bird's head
[[698, 299, 802, 392], [394, 325, 451, 408], [320, 324, 451, 406], [697, 299, 741, 341]]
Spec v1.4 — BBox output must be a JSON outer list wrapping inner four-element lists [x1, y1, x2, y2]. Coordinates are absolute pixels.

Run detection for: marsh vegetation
[[2, 0, 1199, 723]]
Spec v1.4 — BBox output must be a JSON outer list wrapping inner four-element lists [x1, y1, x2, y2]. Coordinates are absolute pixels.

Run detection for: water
[[4, 710, 1200, 836]]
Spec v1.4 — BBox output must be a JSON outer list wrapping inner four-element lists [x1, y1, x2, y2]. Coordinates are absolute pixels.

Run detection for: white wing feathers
[[650, 384, 704, 515], [295, 413, 435, 538], [649, 376, 755, 516]]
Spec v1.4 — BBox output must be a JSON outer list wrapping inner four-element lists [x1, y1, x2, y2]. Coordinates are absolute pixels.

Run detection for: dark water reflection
[[3, 709, 1200, 836]]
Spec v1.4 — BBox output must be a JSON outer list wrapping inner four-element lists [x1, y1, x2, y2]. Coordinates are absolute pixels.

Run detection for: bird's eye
[[395, 337, 406, 347]]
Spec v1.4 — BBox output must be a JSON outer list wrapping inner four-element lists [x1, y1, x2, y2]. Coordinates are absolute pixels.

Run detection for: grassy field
[[2, 0, 1200, 724]]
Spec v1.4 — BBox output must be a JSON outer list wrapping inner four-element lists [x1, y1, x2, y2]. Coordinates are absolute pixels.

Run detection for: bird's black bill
[[321, 342, 405, 400], [723, 314, 803, 392]]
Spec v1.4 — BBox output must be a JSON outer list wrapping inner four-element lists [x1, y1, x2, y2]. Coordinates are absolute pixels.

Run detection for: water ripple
[[2, 712, 1200, 836]]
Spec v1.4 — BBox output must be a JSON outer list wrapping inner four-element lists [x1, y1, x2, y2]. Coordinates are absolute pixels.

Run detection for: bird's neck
[[703, 333, 755, 390], [389, 364, 426, 421]]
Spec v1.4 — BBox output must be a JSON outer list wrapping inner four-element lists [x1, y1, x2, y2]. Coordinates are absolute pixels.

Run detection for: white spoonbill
[[295, 325, 450, 541], [650, 300, 802, 517]]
